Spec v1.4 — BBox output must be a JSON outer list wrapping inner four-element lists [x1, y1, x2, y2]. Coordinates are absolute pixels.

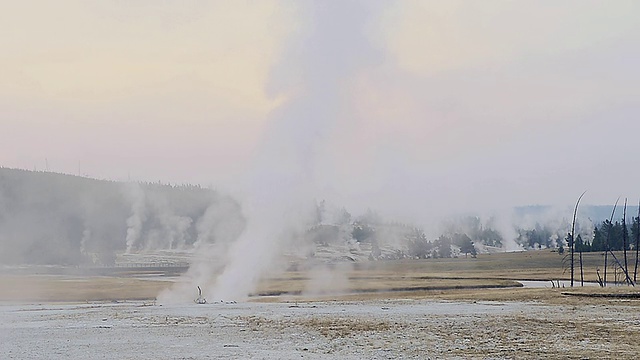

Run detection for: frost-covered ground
[[2, 299, 639, 359]]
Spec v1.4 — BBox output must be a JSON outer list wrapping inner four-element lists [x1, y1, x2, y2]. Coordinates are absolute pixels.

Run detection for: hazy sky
[[2, 1, 640, 216]]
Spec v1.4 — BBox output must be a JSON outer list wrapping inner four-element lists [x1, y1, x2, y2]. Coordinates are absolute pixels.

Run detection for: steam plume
[[157, 2, 386, 302], [125, 184, 146, 253]]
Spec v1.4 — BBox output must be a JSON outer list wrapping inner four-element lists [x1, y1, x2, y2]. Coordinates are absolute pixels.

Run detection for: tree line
[[0, 168, 242, 266], [565, 194, 638, 288], [586, 217, 640, 252]]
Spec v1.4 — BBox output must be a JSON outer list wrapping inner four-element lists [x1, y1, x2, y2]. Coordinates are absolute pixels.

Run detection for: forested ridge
[[0, 168, 243, 265]]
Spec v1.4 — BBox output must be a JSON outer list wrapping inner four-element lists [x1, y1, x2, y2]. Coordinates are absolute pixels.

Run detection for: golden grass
[[0, 275, 172, 302], [255, 250, 640, 304], [2, 250, 638, 303], [346, 250, 610, 281]]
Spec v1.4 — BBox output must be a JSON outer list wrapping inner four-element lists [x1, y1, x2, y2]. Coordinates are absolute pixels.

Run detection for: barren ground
[[1, 251, 639, 359]]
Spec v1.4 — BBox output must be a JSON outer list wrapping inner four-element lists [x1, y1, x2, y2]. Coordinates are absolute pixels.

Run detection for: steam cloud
[[125, 184, 146, 253], [211, 1, 389, 301], [157, 1, 383, 302]]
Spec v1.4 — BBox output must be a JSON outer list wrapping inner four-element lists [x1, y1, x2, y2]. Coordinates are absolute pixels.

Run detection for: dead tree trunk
[[570, 191, 586, 287], [623, 199, 630, 283], [579, 238, 584, 286], [604, 247, 608, 286], [596, 268, 604, 287], [604, 198, 620, 287], [635, 199, 640, 283], [606, 247, 635, 286]]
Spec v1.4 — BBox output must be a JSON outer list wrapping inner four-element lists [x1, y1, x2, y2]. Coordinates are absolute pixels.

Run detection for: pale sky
[[2, 1, 640, 217]]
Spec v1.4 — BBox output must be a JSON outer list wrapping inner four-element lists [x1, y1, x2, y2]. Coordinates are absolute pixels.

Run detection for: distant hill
[[0, 168, 244, 266]]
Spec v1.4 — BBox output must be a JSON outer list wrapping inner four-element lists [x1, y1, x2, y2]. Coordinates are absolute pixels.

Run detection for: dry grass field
[[0, 250, 637, 303], [0, 275, 171, 302], [3, 250, 640, 359]]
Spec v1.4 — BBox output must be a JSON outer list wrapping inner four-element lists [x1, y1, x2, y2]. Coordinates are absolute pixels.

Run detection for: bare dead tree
[[601, 208, 635, 286], [603, 198, 620, 287], [635, 199, 640, 283], [578, 234, 585, 286], [601, 198, 634, 286], [623, 198, 630, 283], [606, 247, 635, 286], [570, 191, 586, 287], [596, 268, 604, 287]]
